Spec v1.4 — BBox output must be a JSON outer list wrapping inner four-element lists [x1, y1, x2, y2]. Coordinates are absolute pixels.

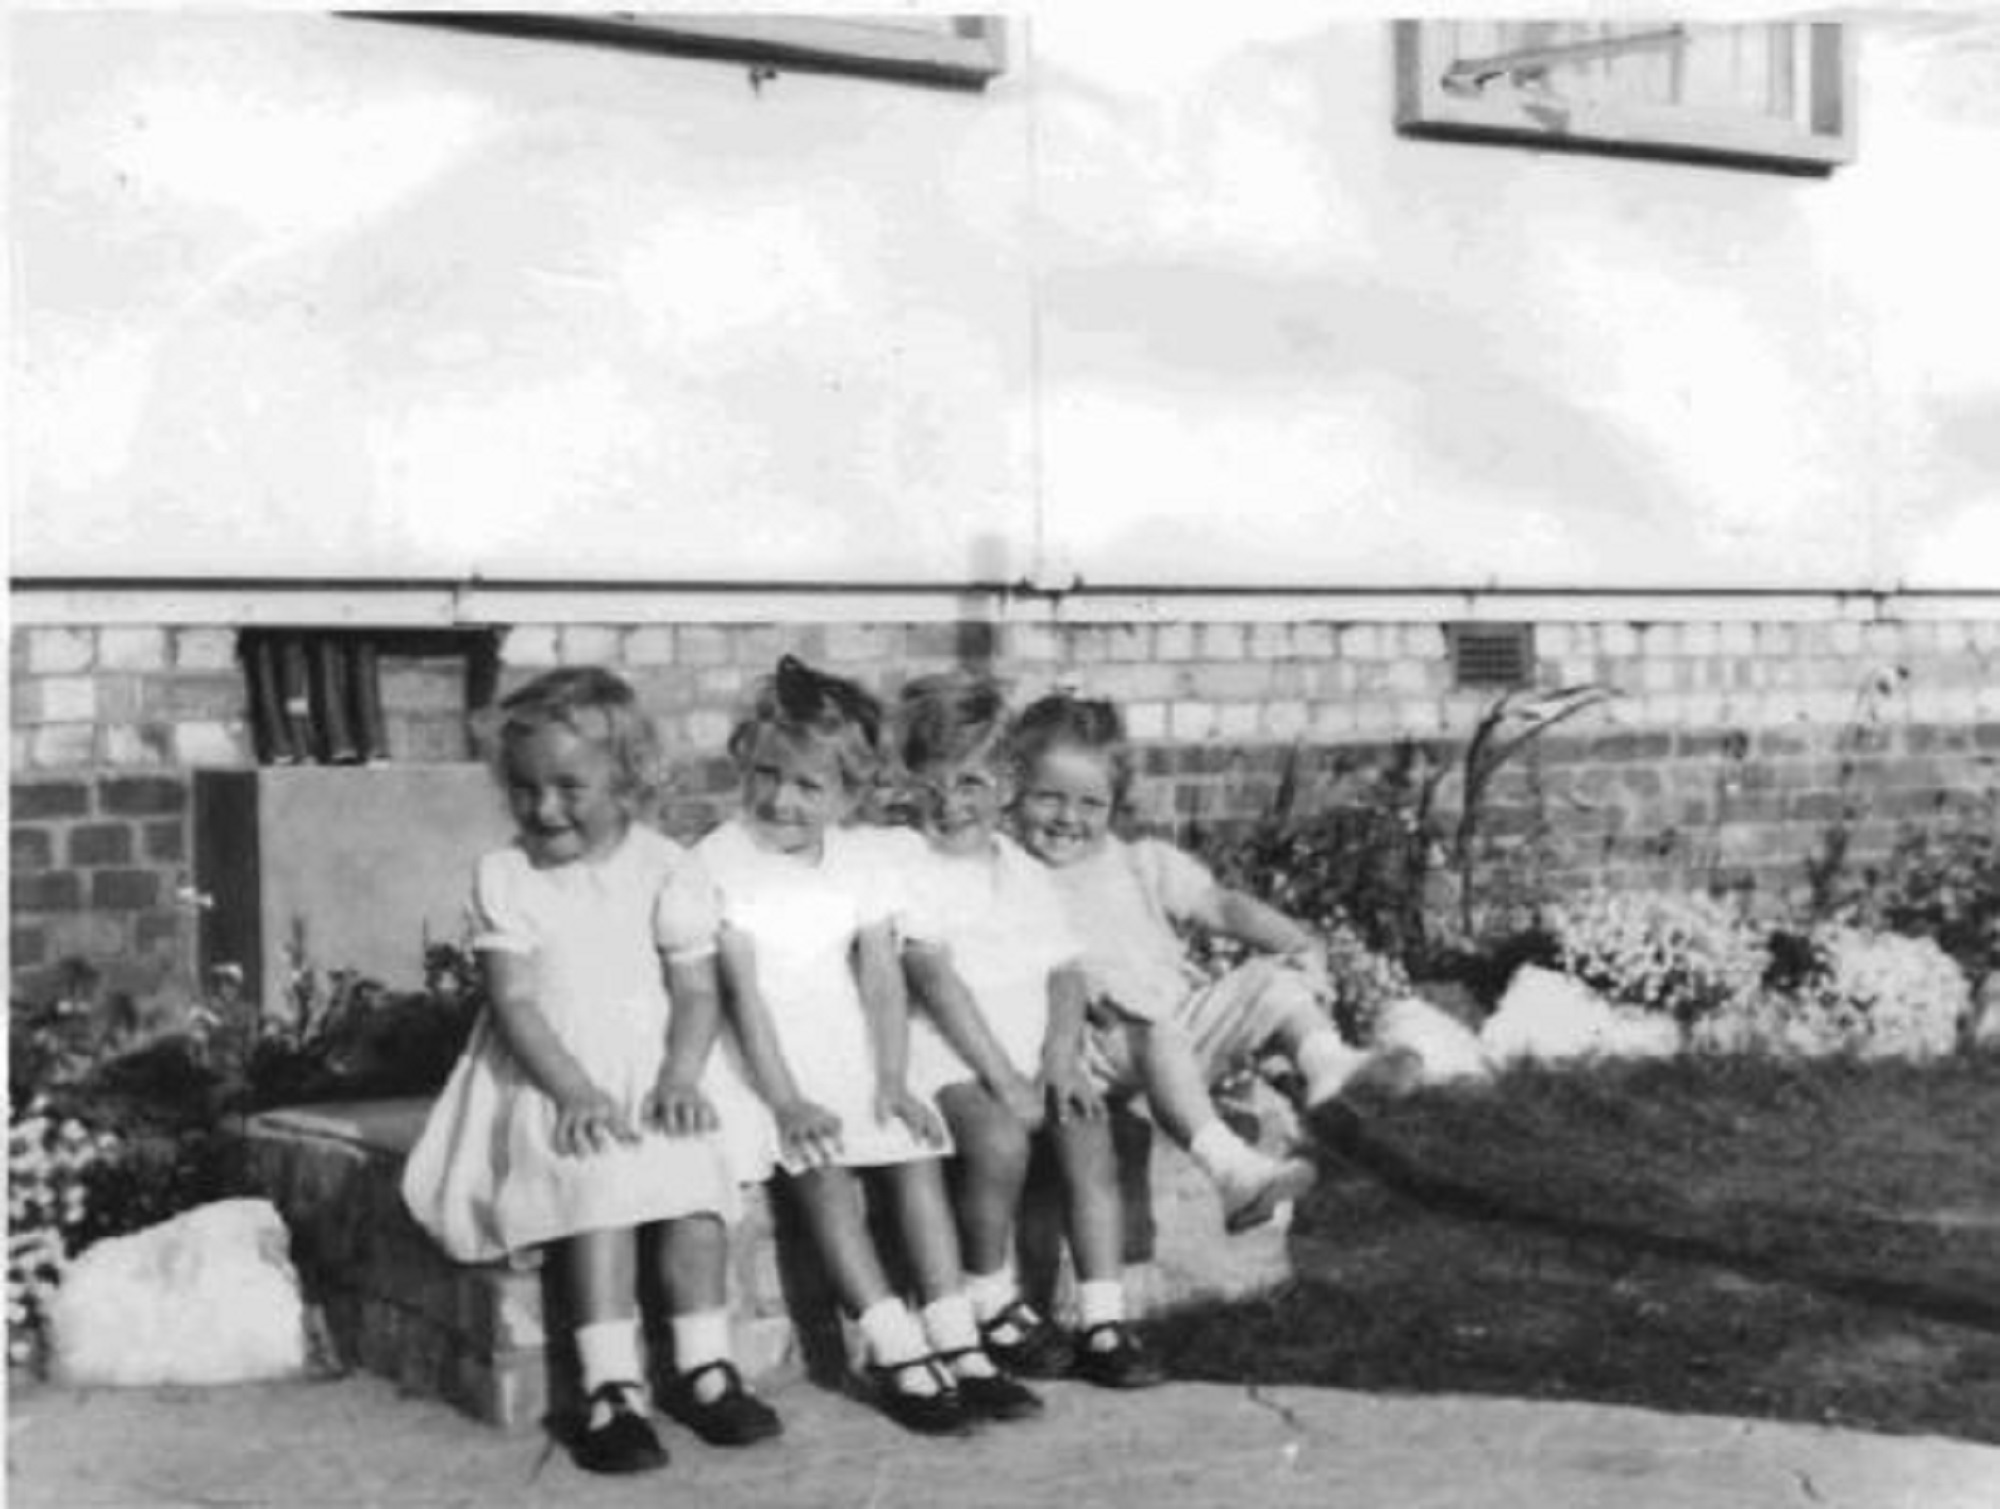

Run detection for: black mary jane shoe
[[978, 1298, 1074, 1380], [935, 1348, 1043, 1422], [865, 1355, 975, 1437], [571, 1383, 669, 1475], [667, 1360, 783, 1447], [1069, 1323, 1167, 1391]]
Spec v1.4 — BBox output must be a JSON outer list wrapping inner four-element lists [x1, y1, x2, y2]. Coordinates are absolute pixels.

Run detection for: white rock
[[1481, 965, 1681, 1064], [49, 1198, 309, 1387], [1372, 996, 1494, 1084]]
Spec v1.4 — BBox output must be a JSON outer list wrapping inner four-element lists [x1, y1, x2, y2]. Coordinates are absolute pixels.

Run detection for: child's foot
[[978, 1298, 1074, 1379], [571, 1383, 668, 1475], [1217, 1151, 1318, 1234], [936, 1348, 1043, 1422], [865, 1356, 975, 1437], [666, 1360, 783, 1447], [1069, 1322, 1166, 1390]]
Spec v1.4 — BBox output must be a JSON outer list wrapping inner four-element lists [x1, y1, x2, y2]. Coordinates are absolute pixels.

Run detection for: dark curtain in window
[[240, 631, 387, 764]]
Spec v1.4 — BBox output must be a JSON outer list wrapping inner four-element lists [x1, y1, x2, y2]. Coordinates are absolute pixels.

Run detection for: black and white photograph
[[8, 3, 2000, 1504]]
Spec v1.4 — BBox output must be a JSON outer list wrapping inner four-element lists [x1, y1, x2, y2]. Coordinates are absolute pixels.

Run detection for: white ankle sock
[[1076, 1280, 1126, 1333], [671, 1309, 733, 1401], [857, 1297, 936, 1391], [575, 1319, 645, 1421], [920, 1293, 994, 1378], [1298, 1028, 1364, 1105], [964, 1264, 1019, 1324], [1189, 1118, 1262, 1184]]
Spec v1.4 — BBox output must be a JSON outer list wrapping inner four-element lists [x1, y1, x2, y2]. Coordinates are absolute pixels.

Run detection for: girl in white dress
[[699, 656, 1038, 1435], [401, 668, 778, 1475]]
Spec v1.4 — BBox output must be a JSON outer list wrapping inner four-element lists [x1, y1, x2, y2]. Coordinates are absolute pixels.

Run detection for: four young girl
[[404, 651, 1381, 1474]]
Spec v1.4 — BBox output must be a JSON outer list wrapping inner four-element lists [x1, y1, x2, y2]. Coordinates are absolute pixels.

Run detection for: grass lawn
[[1145, 1050, 2000, 1444]]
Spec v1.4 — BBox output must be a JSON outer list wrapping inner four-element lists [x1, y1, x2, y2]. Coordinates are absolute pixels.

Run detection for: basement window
[[238, 629, 500, 765]]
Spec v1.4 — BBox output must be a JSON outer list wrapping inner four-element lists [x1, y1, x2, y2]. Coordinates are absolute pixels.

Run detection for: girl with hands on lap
[[698, 657, 1040, 1436]]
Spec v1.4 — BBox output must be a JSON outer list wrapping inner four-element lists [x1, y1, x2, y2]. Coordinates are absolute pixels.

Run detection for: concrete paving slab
[[9, 1371, 1998, 1509]]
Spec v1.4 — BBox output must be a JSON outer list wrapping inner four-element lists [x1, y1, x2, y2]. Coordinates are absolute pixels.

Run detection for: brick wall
[[13, 613, 2000, 1000]]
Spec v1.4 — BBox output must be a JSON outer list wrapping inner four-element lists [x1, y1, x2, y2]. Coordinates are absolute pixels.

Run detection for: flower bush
[[1546, 889, 1767, 1031], [1702, 924, 1969, 1060], [7, 940, 482, 1374], [7, 1107, 122, 1369]]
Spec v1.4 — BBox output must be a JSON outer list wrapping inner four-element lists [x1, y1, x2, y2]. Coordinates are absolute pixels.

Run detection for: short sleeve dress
[[698, 819, 949, 1177], [400, 826, 741, 1264], [902, 834, 1085, 1095]]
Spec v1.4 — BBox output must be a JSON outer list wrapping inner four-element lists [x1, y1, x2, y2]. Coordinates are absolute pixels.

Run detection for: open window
[[1395, 20, 1855, 174], [239, 628, 501, 766]]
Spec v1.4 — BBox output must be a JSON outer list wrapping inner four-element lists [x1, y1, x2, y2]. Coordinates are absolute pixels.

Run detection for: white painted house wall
[[11, 9, 2000, 592]]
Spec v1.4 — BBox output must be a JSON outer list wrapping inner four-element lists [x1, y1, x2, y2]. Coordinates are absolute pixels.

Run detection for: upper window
[[357, 12, 1008, 90], [1395, 20, 1855, 173]]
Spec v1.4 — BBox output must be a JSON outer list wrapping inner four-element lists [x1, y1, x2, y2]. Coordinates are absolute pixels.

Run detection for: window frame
[[1394, 20, 1856, 174]]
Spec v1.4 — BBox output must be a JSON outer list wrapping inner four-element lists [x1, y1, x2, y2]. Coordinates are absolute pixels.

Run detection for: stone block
[[97, 627, 168, 671], [68, 823, 133, 867], [100, 776, 186, 817], [1197, 624, 1248, 661], [12, 921, 49, 969], [824, 624, 898, 664], [35, 677, 96, 723], [621, 626, 676, 665], [1338, 625, 1383, 660], [174, 629, 237, 671], [1185, 662, 1273, 702], [12, 827, 53, 872], [101, 724, 176, 767], [144, 674, 246, 723], [1154, 623, 1196, 661], [551, 625, 618, 665], [501, 626, 559, 667], [27, 628, 94, 675], [13, 870, 82, 912], [1124, 701, 1169, 740], [31, 725, 97, 769]]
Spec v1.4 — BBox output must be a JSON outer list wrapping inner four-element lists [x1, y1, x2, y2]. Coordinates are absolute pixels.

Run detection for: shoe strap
[[679, 1359, 745, 1399], [1076, 1321, 1137, 1350], [981, 1297, 1045, 1339], [875, 1354, 957, 1394]]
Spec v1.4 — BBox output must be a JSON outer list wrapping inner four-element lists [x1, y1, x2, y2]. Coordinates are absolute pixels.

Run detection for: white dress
[[698, 820, 948, 1176], [401, 826, 740, 1264], [902, 834, 1085, 1096]]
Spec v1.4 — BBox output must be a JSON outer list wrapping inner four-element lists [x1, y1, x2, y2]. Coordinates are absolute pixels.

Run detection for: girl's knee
[[944, 1087, 1030, 1181]]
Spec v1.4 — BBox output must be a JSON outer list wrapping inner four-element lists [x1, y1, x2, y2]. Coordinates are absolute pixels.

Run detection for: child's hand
[[874, 1084, 948, 1147], [551, 1086, 638, 1158], [986, 1068, 1045, 1129], [1042, 1057, 1104, 1124], [776, 1099, 844, 1169], [643, 1072, 718, 1138]]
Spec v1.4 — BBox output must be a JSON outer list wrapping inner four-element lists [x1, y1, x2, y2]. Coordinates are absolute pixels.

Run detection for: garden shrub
[[1545, 889, 1767, 1032], [7, 942, 481, 1373], [1702, 924, 1969, 1060]]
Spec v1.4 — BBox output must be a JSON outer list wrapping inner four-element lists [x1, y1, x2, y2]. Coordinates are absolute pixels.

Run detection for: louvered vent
[[1448, 623, 1535, 690]]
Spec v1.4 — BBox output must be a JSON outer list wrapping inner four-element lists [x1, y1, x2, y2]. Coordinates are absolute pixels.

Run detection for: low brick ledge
[[241, 1096, 1296, 1430]]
